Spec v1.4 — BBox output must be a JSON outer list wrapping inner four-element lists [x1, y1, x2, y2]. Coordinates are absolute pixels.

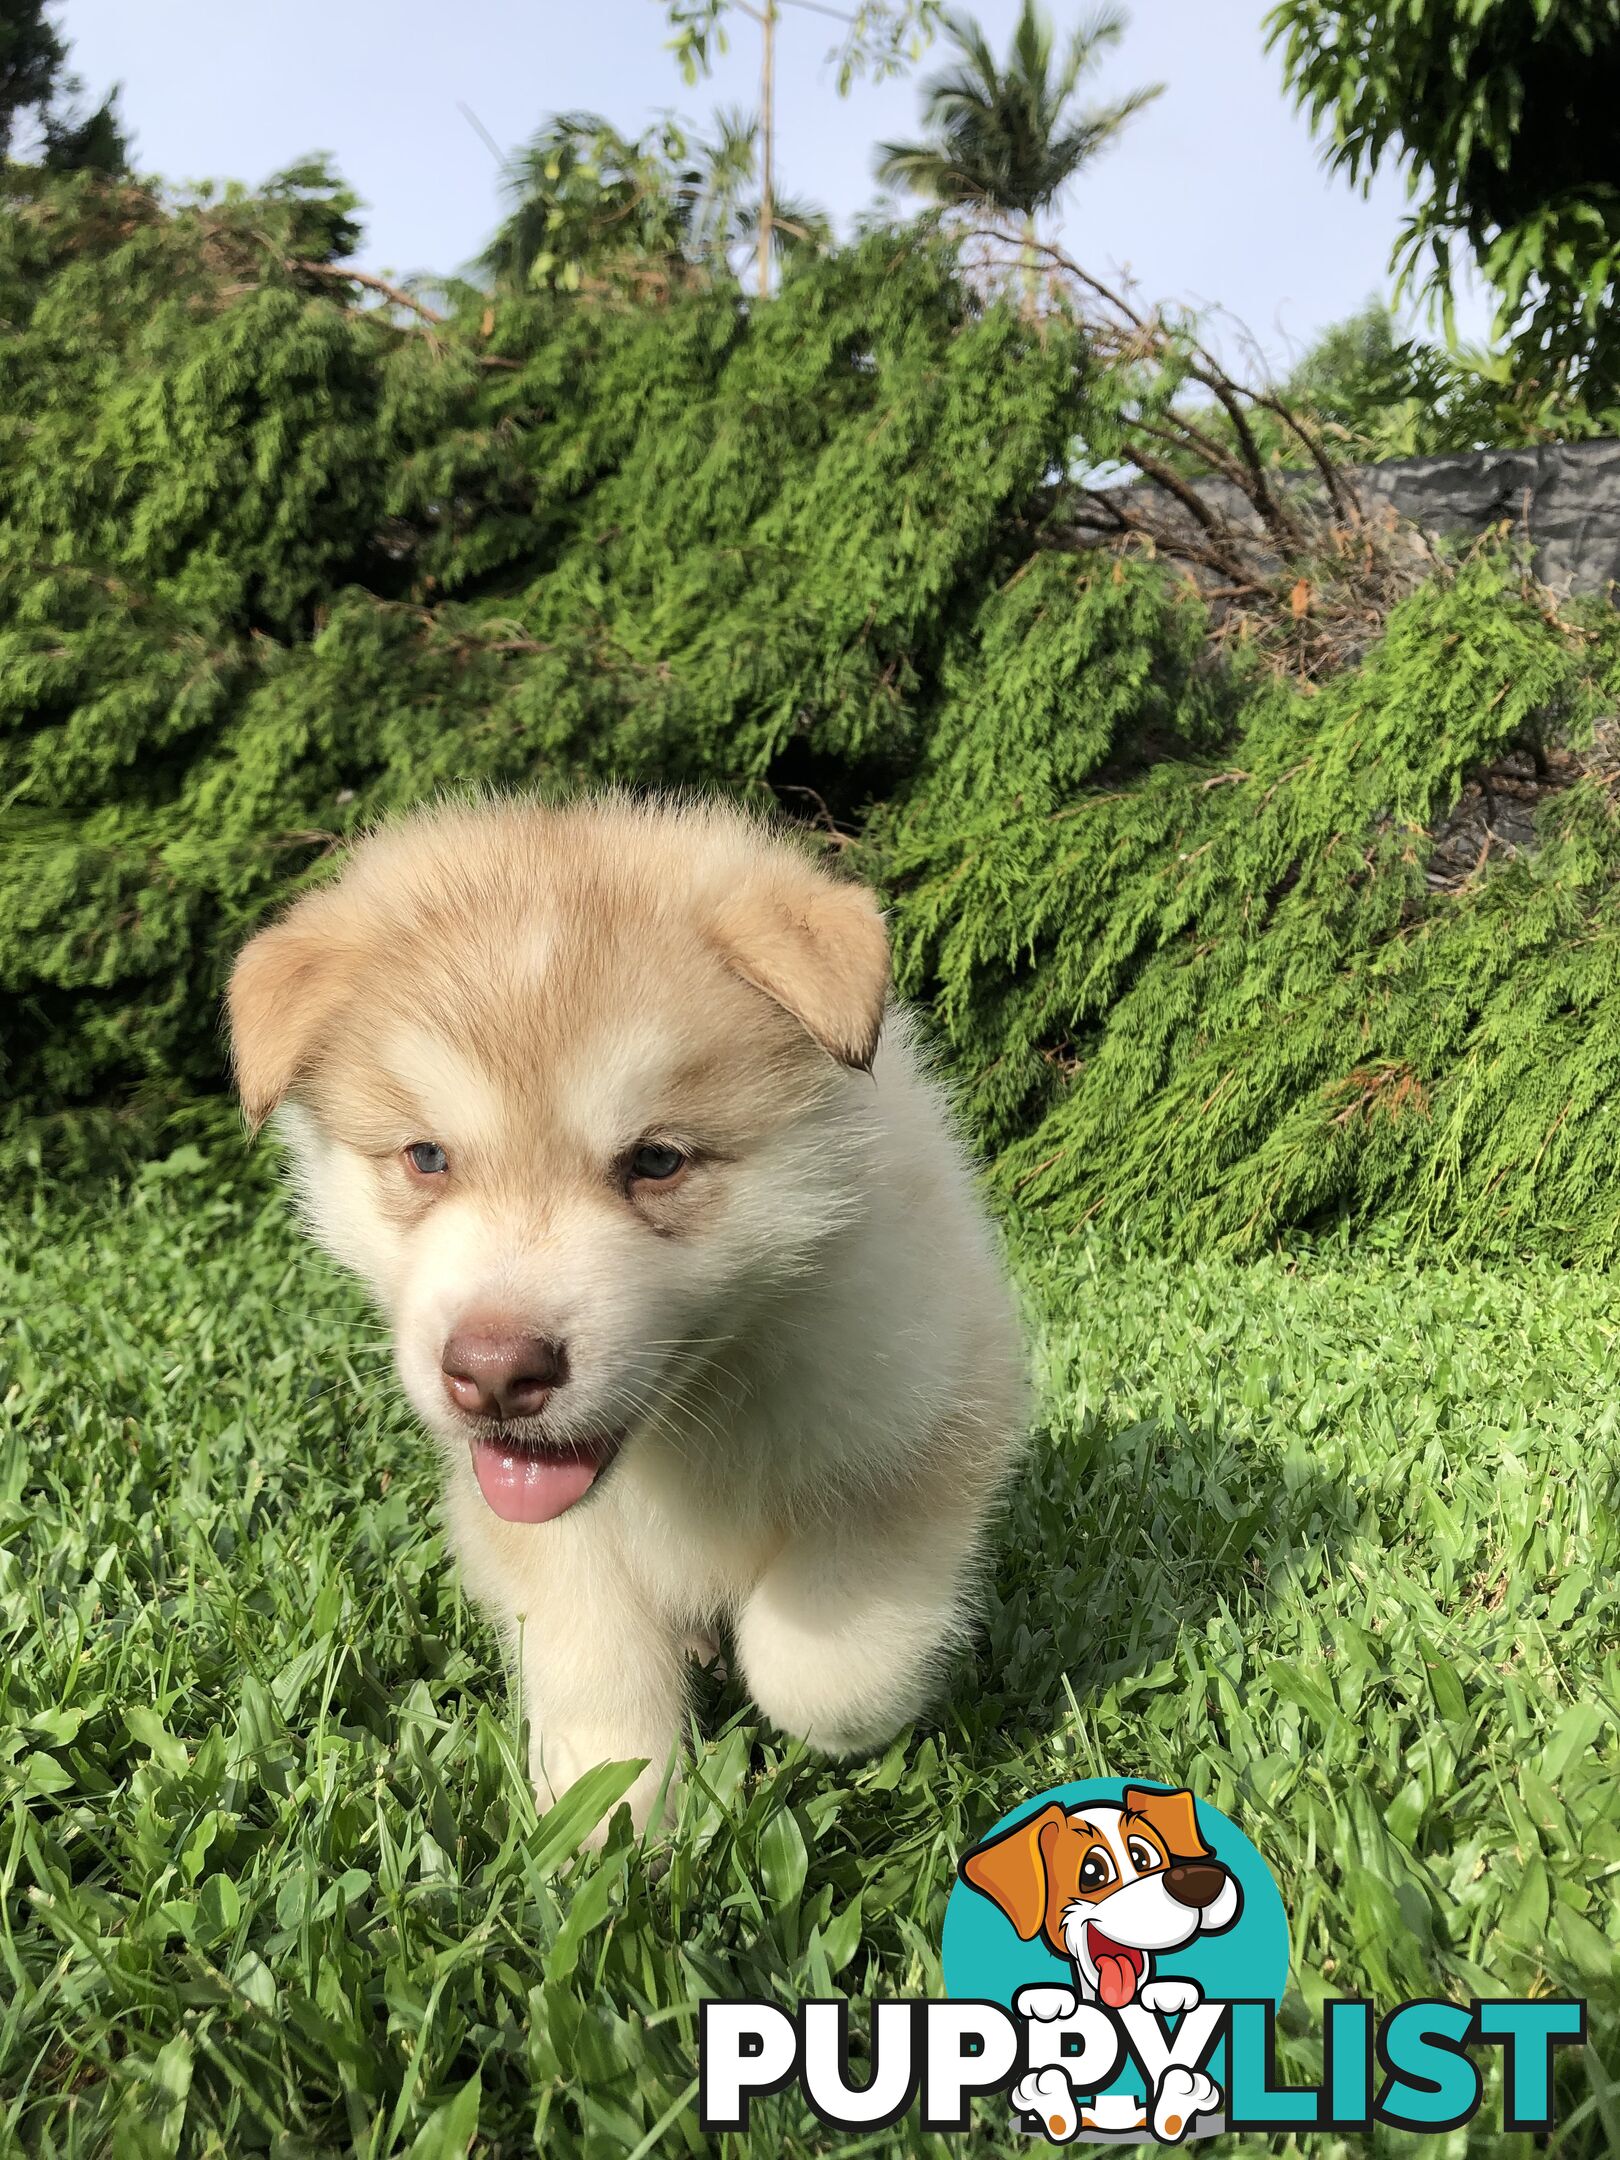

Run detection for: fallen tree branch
[[288, 259, 449, 323], [287, 258, 521, 369], [962, 222, 1354, 548], [955, 220, 1422, 679]]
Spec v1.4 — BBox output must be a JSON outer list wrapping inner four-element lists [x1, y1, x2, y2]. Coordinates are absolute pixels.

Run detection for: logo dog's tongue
[[1095, 1951, 1138, 2008], [472, 1440, 600, 1523]]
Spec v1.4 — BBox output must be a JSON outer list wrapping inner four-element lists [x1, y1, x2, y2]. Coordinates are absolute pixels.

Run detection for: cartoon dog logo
[[960, 1785, 1242, 2140]]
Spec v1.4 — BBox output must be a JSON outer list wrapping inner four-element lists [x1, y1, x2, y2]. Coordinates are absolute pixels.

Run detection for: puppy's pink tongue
[[471, 1441, 600, 1523], [1096, 1954, 1138, 2009]]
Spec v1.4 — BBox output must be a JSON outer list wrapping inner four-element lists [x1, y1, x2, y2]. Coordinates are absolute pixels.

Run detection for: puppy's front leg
[[735, 1500, 983, 1756], [515, 1562, 688, 1840]]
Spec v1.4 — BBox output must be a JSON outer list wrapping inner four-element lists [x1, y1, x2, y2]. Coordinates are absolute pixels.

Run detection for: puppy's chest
[[615, 1449, 786, 1621]]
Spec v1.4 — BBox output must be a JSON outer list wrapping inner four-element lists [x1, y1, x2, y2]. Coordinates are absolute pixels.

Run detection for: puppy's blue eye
[[405, 1141, 449, 1176], [629, 1142, 686, 1183]]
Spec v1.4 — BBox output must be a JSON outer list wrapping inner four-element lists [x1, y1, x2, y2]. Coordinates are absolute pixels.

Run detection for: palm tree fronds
[[473, 102, 824, 292], [872, 0, 1158, 239]]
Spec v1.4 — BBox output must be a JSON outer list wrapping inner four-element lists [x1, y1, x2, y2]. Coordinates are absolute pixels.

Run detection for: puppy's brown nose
[[440, 1325, 568, 1421], [1164, 1862, 1227, 1910]]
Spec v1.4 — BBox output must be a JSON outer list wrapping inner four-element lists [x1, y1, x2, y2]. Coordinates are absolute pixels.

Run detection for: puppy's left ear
[[709, 853, 889, 1070], [1122, 1785, 1212, 1864]]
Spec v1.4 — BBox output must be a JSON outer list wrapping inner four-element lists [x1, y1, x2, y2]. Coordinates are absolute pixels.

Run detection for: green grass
[[4, 1154, 1619, 2157]]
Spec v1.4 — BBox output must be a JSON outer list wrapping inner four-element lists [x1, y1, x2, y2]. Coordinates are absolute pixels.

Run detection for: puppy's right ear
[[226, 890, 355, 1133], [960, 1803, 1067, 1941]]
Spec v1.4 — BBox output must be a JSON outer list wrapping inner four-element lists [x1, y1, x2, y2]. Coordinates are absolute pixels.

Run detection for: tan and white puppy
[[228, 795, 1025, 1832]]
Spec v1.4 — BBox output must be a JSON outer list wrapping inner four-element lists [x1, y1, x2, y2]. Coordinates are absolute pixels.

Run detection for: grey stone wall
[[1355, 439, 1620, 598]]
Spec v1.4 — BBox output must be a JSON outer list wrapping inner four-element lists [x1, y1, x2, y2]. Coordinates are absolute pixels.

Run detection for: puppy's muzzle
[[1164, 1862, 1227, 1910], [441, 1321, 569, 1421]]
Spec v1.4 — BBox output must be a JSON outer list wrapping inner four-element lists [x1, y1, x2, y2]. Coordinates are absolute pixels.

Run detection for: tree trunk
[[758, 0, 775, 298]]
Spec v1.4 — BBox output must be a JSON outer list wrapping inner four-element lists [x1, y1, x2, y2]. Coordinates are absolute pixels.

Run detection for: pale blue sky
[[60, 0, 1491, 370]]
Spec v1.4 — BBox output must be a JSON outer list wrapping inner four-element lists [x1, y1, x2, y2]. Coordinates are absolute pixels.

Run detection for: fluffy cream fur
[[229, 795, 1026, 1832]]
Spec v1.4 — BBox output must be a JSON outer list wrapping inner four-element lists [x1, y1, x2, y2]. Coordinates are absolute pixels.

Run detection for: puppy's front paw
[[1152, 2066, 1220, 2143], [1139, 1977, 1203, 2017], [1010, 2066, 1079, 2142], [530, 1738, 672, 1844], [1014, 1984, 1081, 2023]]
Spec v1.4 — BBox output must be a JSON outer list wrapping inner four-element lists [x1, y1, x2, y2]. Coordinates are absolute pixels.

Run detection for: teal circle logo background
[[942, 1779, 1290, 2008]]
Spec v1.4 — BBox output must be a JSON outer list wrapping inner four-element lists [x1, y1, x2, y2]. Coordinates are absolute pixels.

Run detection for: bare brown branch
[[286, 258, 521, 368], [288, 259, 449, 323]]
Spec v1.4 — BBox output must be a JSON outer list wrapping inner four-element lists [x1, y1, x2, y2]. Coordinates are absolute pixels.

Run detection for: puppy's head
[[960, 1787, 1241, 2007], [227, 796, 889, 1523]]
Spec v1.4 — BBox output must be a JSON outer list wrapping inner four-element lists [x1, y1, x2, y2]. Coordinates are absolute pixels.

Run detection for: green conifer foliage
[[1, 175, 1082, 1145], [875, 557, 1620, 1257], [8, 168, 1620, 1261]]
